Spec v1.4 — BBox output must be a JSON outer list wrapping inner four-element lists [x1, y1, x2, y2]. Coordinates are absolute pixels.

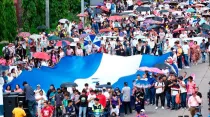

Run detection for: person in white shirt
[[103, 87, 110, 102], [172, 49, 177, 65], [155, 77, 165, 110], [88, 90, 96, 112], [179, 31, 188, 39], [182, 41, 190, 68], [36, 90, 47, 117], [163, 39, 171, 54], [188, 92, 202, 117], [177, 76, 187, 109], [7, 73, 14, 83]]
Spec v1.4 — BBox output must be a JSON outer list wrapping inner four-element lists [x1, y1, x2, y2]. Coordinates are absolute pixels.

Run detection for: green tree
[[22, 0, 45, 33], [0, 0, 17, 42]]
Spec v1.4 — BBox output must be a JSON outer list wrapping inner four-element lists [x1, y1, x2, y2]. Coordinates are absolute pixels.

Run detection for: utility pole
[[81, 0, 85, 27], [46, 0, 50, 28]]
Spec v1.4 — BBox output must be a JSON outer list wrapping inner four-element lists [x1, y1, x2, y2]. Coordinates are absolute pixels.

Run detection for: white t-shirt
[[182, 45, 189, 54], [36, 95, 47, 108], [103, 91, 110, 101], [155, 82, 165, 94], [110, 107, 119, 115], [179, 81, 187, 93], [88, 94, 96, 107]]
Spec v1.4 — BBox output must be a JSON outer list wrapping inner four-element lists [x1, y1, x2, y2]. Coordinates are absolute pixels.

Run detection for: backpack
[[4, 48, 10, 56]]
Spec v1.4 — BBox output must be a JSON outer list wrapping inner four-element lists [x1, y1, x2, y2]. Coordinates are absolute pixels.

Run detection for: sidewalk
[[127, 62, 210, 117]]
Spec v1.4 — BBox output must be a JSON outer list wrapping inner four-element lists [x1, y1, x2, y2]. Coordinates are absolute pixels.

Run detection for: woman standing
[[187, 76, 196, 99], [110, 92, 121, 116], [191, 41, 201, 65]]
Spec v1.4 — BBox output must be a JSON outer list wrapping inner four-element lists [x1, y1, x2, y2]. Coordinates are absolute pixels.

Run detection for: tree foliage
[[0, 0, 18, 42], [22, 0, 45, 33]]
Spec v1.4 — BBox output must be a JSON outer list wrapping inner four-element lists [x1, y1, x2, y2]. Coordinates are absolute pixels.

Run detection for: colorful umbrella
[[150, 68, 164, 74], [48, 35, 60, 41], [0, 65, 9, 72], [84, 35, 101, 48], [134, 79, 151, 88], [173, 28, 185, 33], [135, 6, 150, 12], [80, 34, 89, 38], [33, 52, 50, 60], [108, 15, 122, 21], [186, 8, 196, 13], [100, 6, 109, 12], [56, 40, 71, 47], [59, 19, 69, 23], [18, 32, 31, 38], [99, 28, 112, 33], [138, 67, 151, 72], [77, 13, 88, 17], [62, 38, 74, 42]]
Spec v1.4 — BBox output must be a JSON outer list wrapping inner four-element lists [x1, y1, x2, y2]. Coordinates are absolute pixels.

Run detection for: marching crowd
[[1, 0, 210, 117]]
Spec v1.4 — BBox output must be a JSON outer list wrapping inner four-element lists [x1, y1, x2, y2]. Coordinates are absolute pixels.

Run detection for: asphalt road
[[125, 62, 210, 117]]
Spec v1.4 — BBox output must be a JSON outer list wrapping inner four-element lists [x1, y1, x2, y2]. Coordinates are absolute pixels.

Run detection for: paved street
[[126, 62, 210, 117]]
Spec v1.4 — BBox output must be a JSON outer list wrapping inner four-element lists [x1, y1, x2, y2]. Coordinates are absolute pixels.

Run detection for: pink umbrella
[[138, 67, 151, 72], [173, 28, 185, 33], [18, 32, 31, 38], [108, 16, 122, 21], [150, 68, 164, 74]]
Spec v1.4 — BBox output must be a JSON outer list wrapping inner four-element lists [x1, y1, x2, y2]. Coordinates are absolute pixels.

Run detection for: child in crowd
[[64, 100, 76, 116]]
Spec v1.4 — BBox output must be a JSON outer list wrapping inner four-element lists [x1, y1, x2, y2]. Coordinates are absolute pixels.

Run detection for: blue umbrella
[[134, 79, 151, 88], [84, 35, 101, 48], [0, 65, 9, 72]]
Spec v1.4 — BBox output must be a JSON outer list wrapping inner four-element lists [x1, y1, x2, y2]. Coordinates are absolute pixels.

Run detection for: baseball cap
[[140, 109, 145, 112], [37, 84, 41, 87]]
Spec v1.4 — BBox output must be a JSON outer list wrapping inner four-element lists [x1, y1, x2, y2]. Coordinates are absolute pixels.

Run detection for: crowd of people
[[1, 0, 210, 117]]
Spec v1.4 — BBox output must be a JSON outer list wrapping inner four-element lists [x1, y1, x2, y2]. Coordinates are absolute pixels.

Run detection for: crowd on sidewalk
[[2, 0, 210, 117]]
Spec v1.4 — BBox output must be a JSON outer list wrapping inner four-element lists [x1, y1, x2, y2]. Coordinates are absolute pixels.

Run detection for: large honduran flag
[[7, 53, 174, 92]]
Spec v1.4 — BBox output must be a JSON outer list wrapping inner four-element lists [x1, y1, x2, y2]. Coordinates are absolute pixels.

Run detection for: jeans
[[133, 47, 136, 55], [177, 55, 183, 69], [149, 88, 155, 104], [165, 91, 171, 108], [123, 101, 132, 114], [28, 100, 37, 117], [180, 92, 187, 108], [201, 52, 206, 62], [79, 107, 87, 117], [144, 88, 149, 101], [183, 54, 189, 66], [155, 93, 164, 107], [171, 95, 177, 109]]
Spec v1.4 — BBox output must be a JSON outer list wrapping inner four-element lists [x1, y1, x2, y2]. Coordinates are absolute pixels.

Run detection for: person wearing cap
[[136, 109, 148, 117], [22, 81, 37, 117], [177, 76, 187, 109], [92, 98, 104, 115], [12, 101, 26, 117], [34, 84, 46, 97], [200, 39, 206, 63], [183, 41, 190, 68]]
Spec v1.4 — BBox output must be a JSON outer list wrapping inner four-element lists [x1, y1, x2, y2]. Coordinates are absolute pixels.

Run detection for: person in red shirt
[[96, 90, 106, 108], [41, 101, 53, 117]]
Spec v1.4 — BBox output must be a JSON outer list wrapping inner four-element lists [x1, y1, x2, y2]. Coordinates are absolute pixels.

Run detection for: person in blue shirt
[[193, 107, 202, 117], [2, 71, 8, 83], [148, 74, 156, 105], [64, 100, 76, 116]]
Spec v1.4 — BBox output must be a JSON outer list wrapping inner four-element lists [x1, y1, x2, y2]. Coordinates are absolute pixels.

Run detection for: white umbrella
[[29, 34, 41, 41], [59, 19, 69, 23]]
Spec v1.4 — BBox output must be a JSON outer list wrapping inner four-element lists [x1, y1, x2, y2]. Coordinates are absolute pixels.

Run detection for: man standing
[[188, 92, 202, 117], [155, 77, 165, 110], [206, 38, 210, 66], [122, 82, 132, 115], [12, 101, 26, 117], [22, 81, 37, 117], [183, 41, 190, 68], [200, 39, 206, 63]]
